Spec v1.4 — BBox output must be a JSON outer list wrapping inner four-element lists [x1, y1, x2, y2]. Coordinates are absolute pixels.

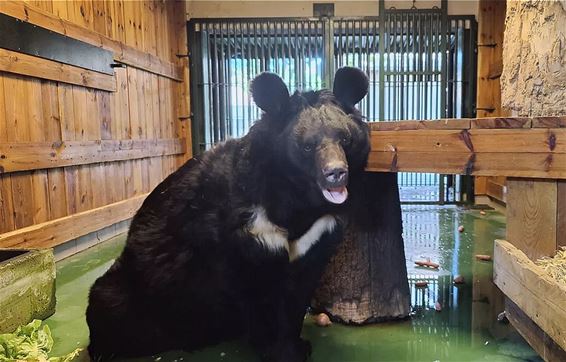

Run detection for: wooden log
[[312, 172, 410, 324], [0, 193, 147, 249], [0, 138, 186, 173], [0, 48, 116, 91]]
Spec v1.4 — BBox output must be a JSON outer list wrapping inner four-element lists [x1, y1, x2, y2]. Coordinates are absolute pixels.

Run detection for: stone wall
[[501, 0, 566, 116]]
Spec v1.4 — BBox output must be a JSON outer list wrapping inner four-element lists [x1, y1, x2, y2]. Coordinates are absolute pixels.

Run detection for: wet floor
[[45, 206, 541, 361]]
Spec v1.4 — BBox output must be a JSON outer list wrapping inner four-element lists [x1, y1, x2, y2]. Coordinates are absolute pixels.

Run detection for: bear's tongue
[[322, 186, 348, 204]]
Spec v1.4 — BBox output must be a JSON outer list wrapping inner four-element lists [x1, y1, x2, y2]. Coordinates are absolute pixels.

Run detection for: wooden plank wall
[[474, 0, 508, 202], [0, 1, 190, 251]]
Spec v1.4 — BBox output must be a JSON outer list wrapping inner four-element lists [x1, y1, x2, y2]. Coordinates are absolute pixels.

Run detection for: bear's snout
[[323, 164, 348, 186]]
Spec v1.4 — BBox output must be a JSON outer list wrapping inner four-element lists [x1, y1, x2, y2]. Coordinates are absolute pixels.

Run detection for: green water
[[45, 206, 541, 362]]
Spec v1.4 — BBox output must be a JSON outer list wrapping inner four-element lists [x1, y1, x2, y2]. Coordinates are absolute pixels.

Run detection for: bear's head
[[250, 67, 370, 206]]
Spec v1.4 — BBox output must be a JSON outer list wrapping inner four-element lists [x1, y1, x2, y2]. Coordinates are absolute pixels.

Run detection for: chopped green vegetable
[[0, 320, 81, 362]]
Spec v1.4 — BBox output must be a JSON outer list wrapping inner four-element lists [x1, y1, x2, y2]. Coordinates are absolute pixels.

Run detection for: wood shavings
[[535, 247, 566, 284]]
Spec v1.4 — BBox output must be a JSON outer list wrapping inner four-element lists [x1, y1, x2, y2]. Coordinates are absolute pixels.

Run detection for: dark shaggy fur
[[86, 67, 371, 362]]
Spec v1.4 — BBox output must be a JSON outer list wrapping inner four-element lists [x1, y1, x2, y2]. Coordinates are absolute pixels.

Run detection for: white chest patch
[[288, 215, 336, 262], [246, 207, 336, 262], [247, 207, 289, 253]]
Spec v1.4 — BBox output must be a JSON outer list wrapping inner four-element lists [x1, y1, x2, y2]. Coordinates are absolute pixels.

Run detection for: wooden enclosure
[[0, 1, 191, 255]]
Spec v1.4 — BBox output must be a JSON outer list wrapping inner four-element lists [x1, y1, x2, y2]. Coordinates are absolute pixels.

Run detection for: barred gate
[[188, 1, 477, 204]]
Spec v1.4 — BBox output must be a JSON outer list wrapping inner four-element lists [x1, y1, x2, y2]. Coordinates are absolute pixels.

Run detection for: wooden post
[[502, 179, 566, 358], [506, 178, 566, 260], [312, 172, 410, 324], [475, 0, 508, 198]]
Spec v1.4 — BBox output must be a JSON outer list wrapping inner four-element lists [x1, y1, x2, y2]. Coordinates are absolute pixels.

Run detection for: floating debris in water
[[314, 313, 332, 327], [220, 352, 226, 357], [458, 225, 465, 232], [475, 254, 492, 261], [480, 210, 487, 215], [415, 260, 439, 269], [536, 247, 566, 284], [434, 302, 442, 312], [415, 281, 428, 288], [453, 275, 465, 284]]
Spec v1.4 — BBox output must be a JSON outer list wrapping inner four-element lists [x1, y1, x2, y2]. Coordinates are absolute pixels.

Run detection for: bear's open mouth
[[321, 186, 348, 204]]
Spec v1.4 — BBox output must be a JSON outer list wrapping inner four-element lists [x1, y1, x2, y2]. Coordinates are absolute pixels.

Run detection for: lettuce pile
[[0, 320, 81, 362]]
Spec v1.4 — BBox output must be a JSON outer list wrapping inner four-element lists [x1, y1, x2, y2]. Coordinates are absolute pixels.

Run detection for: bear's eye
[[340, 136, 350, 146]]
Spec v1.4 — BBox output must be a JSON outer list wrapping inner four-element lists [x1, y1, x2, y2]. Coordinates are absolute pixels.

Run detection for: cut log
[[312, 172, 410, 324]]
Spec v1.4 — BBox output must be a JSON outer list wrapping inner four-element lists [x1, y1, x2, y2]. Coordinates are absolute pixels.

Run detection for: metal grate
[[188, 2, 477, 204], [189, 20, 325, 150]]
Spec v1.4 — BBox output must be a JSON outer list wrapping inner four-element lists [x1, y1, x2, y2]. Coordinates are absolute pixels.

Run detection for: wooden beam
[[486, 178, 506, 203], [371, 129, 566, 154], [0, 194, 147, 248], [367, 151, 566, 178], [505, 298, 566, 362], [532, 117, 566, 129], [0, 1, 182, 81], [0, 48, 116, 92], [368, 120, 566, 179], [369, 119, 471, 131], [493, 240, 566, 352], [0, 138, 186, 173], [470, 117, 531, 129]]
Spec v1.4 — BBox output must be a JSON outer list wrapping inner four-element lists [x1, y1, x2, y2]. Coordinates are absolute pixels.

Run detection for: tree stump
[[312, 172, 410, 324]]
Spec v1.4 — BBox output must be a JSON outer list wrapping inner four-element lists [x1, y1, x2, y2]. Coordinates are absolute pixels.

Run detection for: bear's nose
[[323, 166, 348, 183]]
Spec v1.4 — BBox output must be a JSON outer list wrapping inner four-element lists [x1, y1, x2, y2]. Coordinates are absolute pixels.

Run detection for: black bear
[[86, 67, 371, 361]]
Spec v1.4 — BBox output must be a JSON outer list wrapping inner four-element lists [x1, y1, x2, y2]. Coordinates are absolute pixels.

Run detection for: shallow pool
[[46, 206, 540, 361]]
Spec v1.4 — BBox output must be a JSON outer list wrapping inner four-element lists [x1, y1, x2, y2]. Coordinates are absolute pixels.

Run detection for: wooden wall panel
[[0, 0, 190, 250]]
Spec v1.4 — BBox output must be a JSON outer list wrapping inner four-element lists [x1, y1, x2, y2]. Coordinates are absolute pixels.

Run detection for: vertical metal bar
[[372, 19, 377, 121], [204, 23, 213, 148], [297, 21, 303, 90], [280, 22, 285, 85], [424, 12, 430, 119], [260, 22, 266, 71], [416, 13, 421, 119], [287, 20, 293, 90], [393, 13, 398, 120], [439, 174, 445, 204], [246, 22, 252, 129], [221, 22, 228, 139], [402, 13, 406, 120], [412, 12, 417, 120], [339, 20, 344, 68], [188, 22, 205, 154], [274, 21, 279, 75], [440, 0, 448, 118], [267, 21, 273, 72], [212, 23, 220, 143], [325, 18, 334, 88], [379, 1, 385, 121]]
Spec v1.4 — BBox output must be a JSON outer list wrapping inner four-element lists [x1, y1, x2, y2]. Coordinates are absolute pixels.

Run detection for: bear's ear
[[250, 72, 290, 115], [333, 67, 369, 107]]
